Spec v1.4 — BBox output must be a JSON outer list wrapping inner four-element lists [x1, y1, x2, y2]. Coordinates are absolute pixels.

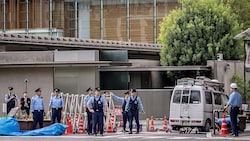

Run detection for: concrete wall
[[55, 66, 99, 94], [0, 68, 54, 116], [207, 60, 250, 94]]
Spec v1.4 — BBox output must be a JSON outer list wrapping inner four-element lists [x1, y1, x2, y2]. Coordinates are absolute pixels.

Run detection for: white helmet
[[230, 83, 238, 89]]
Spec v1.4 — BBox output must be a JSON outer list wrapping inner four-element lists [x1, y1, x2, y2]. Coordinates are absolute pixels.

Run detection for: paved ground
[[1, 131, 250, 141], [0, 121, 249, 141]]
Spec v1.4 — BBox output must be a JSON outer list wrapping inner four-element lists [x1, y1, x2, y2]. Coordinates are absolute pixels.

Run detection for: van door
[[213, 92, 224, 118], [180, 90, 190, 118]]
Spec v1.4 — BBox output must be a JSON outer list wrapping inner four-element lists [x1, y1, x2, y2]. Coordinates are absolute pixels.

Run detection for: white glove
[[84, 112, 87, 117]]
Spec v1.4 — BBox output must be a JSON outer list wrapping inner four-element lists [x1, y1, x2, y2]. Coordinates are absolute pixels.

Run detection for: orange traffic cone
[[149, 116, 155, 132], [106, 115, 115, 133], [219, 114, 229, 135], [65, 116, 73, 134], [163, 116, 169, 132], [78, 116, 85, 134]]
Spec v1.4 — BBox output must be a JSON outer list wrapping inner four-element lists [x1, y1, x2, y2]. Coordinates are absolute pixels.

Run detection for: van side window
[[190, 90, 201, 104], [173, 90, 181, 103], [205, 91, 212, 104], [214, 93, 222, 105]]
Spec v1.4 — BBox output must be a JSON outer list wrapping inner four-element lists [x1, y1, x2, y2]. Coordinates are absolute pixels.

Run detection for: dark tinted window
[[214, 93, 222, 105], [173, 90, 181, 103], [190, 90, 201, 104], [205, 91, 212, 104]]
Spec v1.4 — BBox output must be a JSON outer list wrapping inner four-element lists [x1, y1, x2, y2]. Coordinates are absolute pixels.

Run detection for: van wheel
[[202, 120, 211, 132]]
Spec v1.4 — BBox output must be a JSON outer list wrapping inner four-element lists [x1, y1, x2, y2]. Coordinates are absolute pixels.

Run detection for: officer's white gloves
[[84, 112, 87, 117]]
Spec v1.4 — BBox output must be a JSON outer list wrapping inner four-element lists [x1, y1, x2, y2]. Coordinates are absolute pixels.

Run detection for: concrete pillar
[[78, 1, 90, 39], [151, 71, 161, 88]]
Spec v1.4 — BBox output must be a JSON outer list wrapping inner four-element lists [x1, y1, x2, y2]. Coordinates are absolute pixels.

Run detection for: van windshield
[[173, 90, 201, 104]]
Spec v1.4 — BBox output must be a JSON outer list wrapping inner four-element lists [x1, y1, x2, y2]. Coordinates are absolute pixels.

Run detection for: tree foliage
[[232, 74, 250, 102], [158, 0, 242, 66], [223, 0, 250, 31]]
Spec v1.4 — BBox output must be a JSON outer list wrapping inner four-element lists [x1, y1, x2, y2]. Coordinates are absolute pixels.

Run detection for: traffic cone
[[106, 115, 115, 133], [65, 116, 73, 134], [149, 116, 155, 132], [219, 114, 229, 135], [162, 116, 169, 132], [78, 116, 85, 134]]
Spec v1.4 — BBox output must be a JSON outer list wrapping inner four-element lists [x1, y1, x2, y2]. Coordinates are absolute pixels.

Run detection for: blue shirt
[[30, 95, 44, 112], [228, 91, 242, 107], [83, 95, 92, 108], [49, 96, 64, 108], [5, 93, 18, 103], [87, 95, 108, 109], [125, 96, 144, 111], [111, 92, 126, 104]]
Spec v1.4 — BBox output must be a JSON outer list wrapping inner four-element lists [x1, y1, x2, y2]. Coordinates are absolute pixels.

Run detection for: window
[[181, 90, 189, 104], [214, 93, 222, 105], [205, 91, 212, 104], [173, 90, 181, 103], [190, 90, 201, 104]]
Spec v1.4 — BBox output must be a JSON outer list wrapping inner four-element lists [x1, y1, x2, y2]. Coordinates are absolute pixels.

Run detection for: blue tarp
[[0, 117, 67, 136]]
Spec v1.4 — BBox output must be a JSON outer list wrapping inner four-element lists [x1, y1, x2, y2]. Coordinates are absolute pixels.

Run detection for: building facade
[[0, 0, 179, 43]]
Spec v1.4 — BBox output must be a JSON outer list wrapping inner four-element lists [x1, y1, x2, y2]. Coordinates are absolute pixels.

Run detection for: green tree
[[223, 0, 250, 31], [232, 74, 250, 103], [158, 0, 242, 66]]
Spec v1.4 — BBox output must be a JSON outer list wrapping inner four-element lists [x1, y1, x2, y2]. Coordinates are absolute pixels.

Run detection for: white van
[[169, 77, 229, 132]]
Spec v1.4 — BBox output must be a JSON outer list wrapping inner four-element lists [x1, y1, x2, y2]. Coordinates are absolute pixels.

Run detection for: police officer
[[87, 87, 107, 136], [31, 88, 45, 129], [224, 83, 242, 137], [111, 91, 130, 132], [20, 92, 31, 117], [49, 88, 64, 124], [5, 87, 19, 114], [125, 89, 144, 134], [83, 87, 93, 135]]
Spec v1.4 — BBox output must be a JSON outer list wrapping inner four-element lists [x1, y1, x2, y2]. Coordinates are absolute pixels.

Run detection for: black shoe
[[135, 131, 139, 134], [100, 134, 104, 136], [129, 132, 132, 134], [94, 134, 97, 136]]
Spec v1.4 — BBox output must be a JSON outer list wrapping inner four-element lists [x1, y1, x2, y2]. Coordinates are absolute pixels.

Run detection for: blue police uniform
[[125, 95, 144, 134], [31, 95, 44, 129], [111, 92, 129, 132], [87, 95, 107, 135], [84, 94, 93, 134], [228, 91, 242, 136], [5, 93, 18, 114], [49, 95, 64, 124]]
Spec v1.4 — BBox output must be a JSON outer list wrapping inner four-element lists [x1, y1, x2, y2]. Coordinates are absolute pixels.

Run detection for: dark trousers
[[21, 107, 30, 116], [33, 110, 44, 129], [230, 107, 239, 136], [93, 111, 104, 134], [7, 104, 15, 114], [87, 111, 93, 134], [122, 111, 129, 130], [128, 110, 139, 132], [51, 108, 62, 124]]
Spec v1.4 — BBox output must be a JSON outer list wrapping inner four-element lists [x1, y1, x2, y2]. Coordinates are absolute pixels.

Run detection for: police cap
[[35, 88, 41, 92], [86, 87, 93, 92], [95, 87, 101, 91], [54, 88, 60, 93], [8, 87, 13, 90]]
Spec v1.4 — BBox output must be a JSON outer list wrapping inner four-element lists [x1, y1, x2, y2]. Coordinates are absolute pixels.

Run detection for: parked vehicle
[[169, 76, 228, 132]]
